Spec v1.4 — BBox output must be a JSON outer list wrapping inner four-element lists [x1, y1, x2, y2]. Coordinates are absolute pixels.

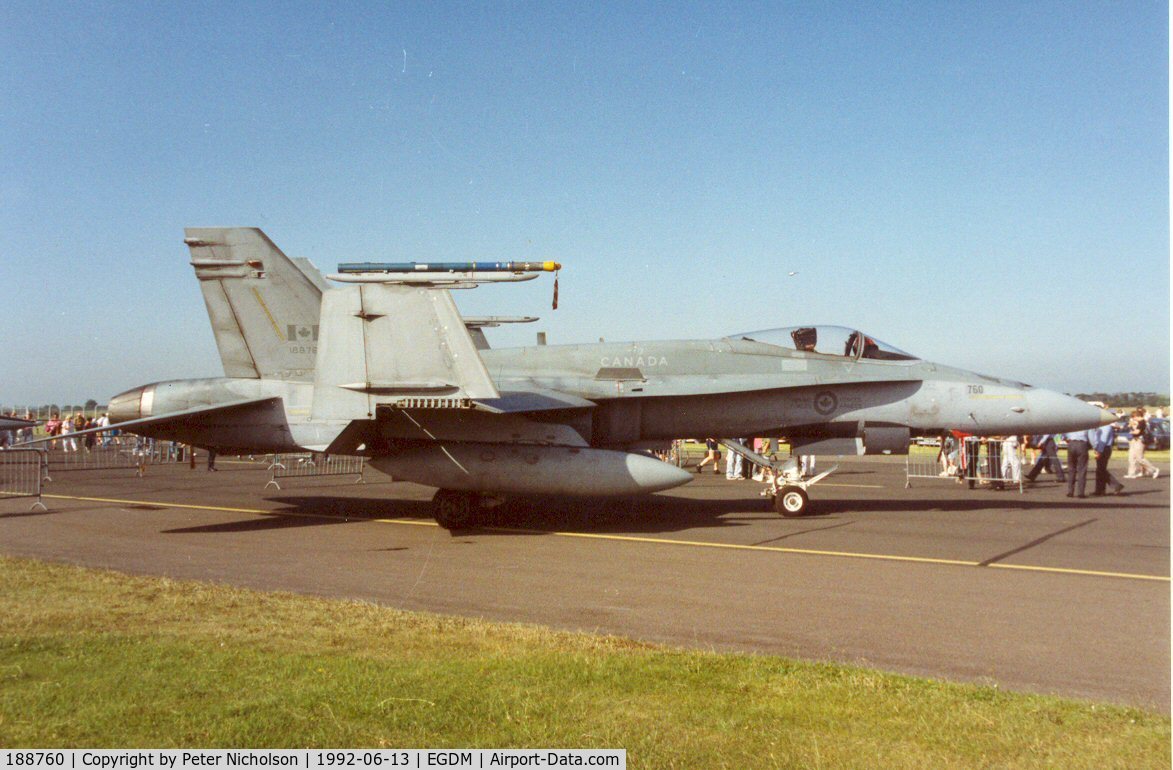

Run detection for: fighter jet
[[89, 228, 1111, 527]]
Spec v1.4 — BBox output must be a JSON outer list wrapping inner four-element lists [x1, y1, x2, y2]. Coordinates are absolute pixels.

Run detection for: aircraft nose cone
[[1025, 389, 1112, 433], [623, 453, 694, 493]]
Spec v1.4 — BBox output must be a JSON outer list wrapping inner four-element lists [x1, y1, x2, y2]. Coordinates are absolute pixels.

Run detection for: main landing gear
[[431, 490, 508, 529], [432, 489, 483, 529]]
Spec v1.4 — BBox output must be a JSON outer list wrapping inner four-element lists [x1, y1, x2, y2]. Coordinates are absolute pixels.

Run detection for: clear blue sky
[[1, 2, 1167, 405]]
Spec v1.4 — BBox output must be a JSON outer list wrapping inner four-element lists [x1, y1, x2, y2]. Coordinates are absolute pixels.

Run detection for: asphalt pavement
[[1, 454, 1168, 712]]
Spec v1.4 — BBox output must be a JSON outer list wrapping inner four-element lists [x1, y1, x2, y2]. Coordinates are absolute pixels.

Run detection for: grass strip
[[0, 557, 1167, 767]]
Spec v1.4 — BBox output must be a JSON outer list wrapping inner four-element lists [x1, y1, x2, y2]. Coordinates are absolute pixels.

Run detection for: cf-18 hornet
[[77, 229, 1110, 527]]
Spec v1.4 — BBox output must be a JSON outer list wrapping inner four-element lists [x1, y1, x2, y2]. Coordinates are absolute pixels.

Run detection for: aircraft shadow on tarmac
[[158, 497, 401, 535], [161, 515, 358, 535], [152, 489, 1167, 538], [152, 495, 772, 535], [0, 507, 59, 519]]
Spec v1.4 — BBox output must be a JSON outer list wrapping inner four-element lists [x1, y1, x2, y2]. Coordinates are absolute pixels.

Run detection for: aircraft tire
[[432, 489, 479, 529], [774, 486, 809, 517]]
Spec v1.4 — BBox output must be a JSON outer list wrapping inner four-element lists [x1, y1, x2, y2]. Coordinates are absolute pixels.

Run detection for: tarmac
[[1, 453, 1168, 712]]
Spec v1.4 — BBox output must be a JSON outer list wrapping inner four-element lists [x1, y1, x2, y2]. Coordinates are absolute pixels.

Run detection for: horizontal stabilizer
[[18, 398, 282, 445]]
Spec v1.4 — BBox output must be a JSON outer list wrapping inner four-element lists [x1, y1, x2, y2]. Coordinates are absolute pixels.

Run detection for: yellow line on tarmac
[[37, 493, 1169, 582], [987, 563, 1170, 583], [43, 493, 274, 515], [496, 526, 977, 568]]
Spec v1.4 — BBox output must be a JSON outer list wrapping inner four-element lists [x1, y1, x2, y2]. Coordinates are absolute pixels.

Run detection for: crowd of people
[[0, 412, 121, 451], [674, 404, 1165, 499], [927, 406, 1165, 496]]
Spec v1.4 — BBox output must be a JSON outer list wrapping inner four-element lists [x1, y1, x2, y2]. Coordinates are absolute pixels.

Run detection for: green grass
[[0, 557, 1167, 767]]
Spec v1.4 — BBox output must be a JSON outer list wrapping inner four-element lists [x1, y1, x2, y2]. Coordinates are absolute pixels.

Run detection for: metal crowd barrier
[[0, 448, 48, 511], [905, 436, 1024, 492], [668, 440, 706, 468], [41, 437, 187, 476], [265, 453, 365, 490]]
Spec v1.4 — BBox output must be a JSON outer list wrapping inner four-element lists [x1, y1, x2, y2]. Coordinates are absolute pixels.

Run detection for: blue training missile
[[336, 260, 560, 274]]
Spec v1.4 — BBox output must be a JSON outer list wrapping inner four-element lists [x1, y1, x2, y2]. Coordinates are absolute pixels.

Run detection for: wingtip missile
[[336, 260, 561, 274], [329, 260, 563, 286]]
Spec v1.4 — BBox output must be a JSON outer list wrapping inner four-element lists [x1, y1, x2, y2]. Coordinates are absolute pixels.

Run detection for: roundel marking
[[814, 391, 838, 415]]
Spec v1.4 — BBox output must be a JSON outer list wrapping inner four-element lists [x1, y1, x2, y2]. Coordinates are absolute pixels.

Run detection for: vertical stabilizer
[[311, 284, 500, 420], [185, 228, 322, 380]]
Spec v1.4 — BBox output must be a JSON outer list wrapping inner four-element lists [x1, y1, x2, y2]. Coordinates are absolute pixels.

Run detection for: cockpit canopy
[[731, 326, 919, 362]]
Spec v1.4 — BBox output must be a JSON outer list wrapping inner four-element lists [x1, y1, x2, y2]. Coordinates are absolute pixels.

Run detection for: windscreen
[[732, 326, 918, 362]]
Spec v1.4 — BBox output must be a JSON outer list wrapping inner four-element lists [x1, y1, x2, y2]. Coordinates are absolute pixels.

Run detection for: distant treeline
[[1072, 392, 1170, 407]]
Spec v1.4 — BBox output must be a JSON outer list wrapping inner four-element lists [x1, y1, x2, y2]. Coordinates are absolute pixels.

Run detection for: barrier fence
[[668, 440, 706, 468], [0, 448, 48, 511], [40, 438, 188, 476], [905, 436, 1025, 492], [266, 453, 365, 489]]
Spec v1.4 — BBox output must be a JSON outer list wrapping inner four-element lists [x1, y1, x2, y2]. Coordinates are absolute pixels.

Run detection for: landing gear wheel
[[432, 489, 480, 530], [773, 486, 810, 517]]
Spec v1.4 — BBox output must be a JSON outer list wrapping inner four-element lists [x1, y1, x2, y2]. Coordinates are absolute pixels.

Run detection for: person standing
[[799, 454, 816, 478], [1000, 435, 1022, 486], [937, 431, 959, 477], [1126, 408, 1159, 479], [45, 414, 60, 450], [725, 439, 745, 480], [1064, 428, 1094, 498], [59, 415, 77, 452], [96, 412, 111, 448], [1091, 418, 1124, 496], [958, 432, 980, 489]]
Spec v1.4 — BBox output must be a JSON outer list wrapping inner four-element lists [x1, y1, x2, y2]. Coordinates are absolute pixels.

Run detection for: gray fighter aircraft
[[90, 228, 1110, 527]]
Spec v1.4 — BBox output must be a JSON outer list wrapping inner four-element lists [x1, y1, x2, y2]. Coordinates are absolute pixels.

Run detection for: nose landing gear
[[773, 486, 810, 517]]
